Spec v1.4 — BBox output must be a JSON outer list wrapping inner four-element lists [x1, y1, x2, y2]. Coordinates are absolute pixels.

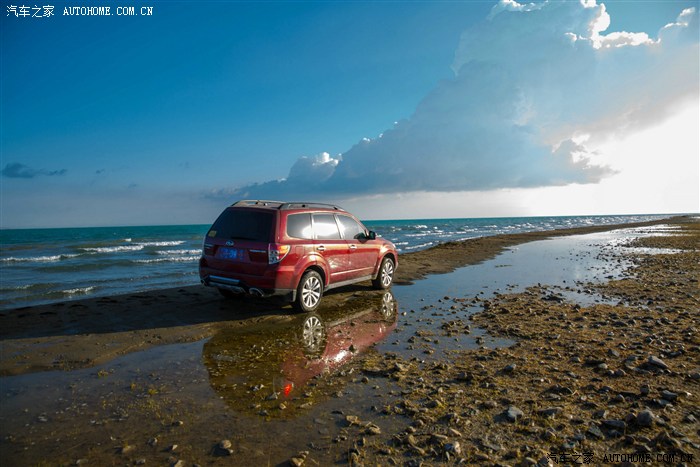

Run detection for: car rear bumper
[[199, 268, 296, 302]]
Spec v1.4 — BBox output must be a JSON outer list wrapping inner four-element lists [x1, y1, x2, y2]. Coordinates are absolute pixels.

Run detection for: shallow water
[[0, 226, 668, 465], [0, 214, 670, 309]]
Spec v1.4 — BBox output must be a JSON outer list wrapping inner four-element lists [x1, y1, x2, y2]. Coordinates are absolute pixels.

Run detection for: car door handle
[[317, 245, 326, 252], [349, 244, 357, 250]]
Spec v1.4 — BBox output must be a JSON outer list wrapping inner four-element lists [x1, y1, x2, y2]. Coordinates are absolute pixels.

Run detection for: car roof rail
[[231, 200, 285, 207], [279, 202, 344, 211]]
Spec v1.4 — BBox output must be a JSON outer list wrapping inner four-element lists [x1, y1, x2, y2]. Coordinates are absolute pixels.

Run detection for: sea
[[0, 214, 672, 310]]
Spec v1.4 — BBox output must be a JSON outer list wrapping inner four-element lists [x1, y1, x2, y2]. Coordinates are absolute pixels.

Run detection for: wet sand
[[0, 215, 698, 466]]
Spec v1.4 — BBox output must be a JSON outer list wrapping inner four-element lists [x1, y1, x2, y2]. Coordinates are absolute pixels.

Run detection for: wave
[[132, 256, 200, 264], [136, 241, 186, 247], [155, 249, 201, 256], [1, 254, 80, 263], [82, 245, 145, 253], [0, 282, 57, 292], [61, 286, 97, 296]]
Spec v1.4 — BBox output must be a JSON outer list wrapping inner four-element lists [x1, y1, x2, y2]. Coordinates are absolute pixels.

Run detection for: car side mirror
[[367, 231, 377, 240]]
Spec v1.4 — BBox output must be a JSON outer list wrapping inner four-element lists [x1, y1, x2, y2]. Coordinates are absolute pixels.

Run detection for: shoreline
[[0, 215, 693, 376], [0, 216, 697, 466]]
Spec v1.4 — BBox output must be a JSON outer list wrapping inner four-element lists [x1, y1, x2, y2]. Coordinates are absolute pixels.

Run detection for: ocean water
[[0, 214, 670, 310]]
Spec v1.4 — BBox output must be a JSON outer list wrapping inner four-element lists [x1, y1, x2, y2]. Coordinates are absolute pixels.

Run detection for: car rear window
[[287, 213, 313, 239], [207, 209, 274, 242]]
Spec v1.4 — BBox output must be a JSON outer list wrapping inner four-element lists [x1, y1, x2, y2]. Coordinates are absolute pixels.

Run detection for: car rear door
[[312, 213, 350, 283]]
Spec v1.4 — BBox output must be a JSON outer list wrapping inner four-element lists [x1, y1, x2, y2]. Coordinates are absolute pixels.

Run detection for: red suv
[[199, 200, 398, 312]]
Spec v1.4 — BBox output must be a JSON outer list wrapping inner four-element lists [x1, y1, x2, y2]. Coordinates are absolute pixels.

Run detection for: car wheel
[[294, 270, 323, 312], [300, 314, 326, 357], [218, 288, 244, 299], [372, 257, 395, 290], [380, 291, 397, 321]]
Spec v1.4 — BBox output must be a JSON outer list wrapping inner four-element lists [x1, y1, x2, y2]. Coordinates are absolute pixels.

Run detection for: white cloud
[[222, 1, 698, 205]]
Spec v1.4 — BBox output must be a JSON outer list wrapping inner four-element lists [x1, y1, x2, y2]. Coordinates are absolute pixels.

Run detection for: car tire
[[294, 270, 323, 313], [299, 313, 326, 357], [372, 257, 395, 290]]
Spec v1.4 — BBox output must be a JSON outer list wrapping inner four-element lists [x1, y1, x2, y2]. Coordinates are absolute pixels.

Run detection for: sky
[[1, 0, 698, 229]]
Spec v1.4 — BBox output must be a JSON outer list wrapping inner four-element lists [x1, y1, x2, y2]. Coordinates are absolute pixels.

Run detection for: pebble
[[445, 441, 461, 455], [660, 390, 678, 401], [345, 415, 361, 426], [505, 406, 524, 422], [213, 439, 233, 456], [537, 407, 563, 418], [120, 445, 135, 455], [602, 419, 626, 430], [502, 364, 516, 373], [587, 424, 604, 439], [647, 355, 668, 370], [288, 451, 309, 467], [364, 423, 381, 435], [636, 410, 655, 427]]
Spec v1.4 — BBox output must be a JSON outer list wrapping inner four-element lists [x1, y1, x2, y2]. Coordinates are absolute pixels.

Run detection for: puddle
[[204, 291, 399, 417], [378, 229, 652, 359]]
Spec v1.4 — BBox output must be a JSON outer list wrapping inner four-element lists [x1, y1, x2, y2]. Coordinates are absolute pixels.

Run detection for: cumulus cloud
[[223, 0, 698, 201], [2, 163, 67, 179]]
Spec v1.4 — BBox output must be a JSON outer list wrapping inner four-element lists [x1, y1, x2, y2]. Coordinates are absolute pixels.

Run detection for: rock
[[647, 356, 668, 370], [404, 434, 418, 447], [345, 415, 361, 426], [537, 407, 563, 418], [502, 364, 516, 373], [481, 439, 503, 452], [660, 390, 678, 401], [120, 445, 135, 455], [289, 451, 309, 467], [364, 423, 381, 435], [445, 442, 461, 455], [602, 419, 626, 430], [214, 440, 233, 456], [586, 424, 604, 439], [636, 410, 655, 427], [505, 406, 524, 422]]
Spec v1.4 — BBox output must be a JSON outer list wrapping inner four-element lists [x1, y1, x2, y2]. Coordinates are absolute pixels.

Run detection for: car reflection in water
[[203, 291, 398, 417]]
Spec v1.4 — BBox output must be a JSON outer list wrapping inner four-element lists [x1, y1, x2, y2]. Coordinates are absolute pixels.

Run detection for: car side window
[[337, 215, 366, 240], [313, 214, 342, 240], [287, 213, 313, 239]]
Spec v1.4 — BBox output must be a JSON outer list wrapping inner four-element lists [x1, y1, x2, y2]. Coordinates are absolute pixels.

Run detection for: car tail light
[[268, 243, 290, 264]]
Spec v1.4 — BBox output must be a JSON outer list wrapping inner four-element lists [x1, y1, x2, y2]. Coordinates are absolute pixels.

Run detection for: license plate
[[216, 247, 244, 260]]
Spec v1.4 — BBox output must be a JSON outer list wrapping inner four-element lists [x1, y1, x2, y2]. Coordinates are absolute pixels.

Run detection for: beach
[[0, 216, 697, 466]]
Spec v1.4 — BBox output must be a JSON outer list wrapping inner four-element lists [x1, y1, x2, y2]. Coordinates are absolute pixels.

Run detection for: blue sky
[[2, 0, 698, 228]]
